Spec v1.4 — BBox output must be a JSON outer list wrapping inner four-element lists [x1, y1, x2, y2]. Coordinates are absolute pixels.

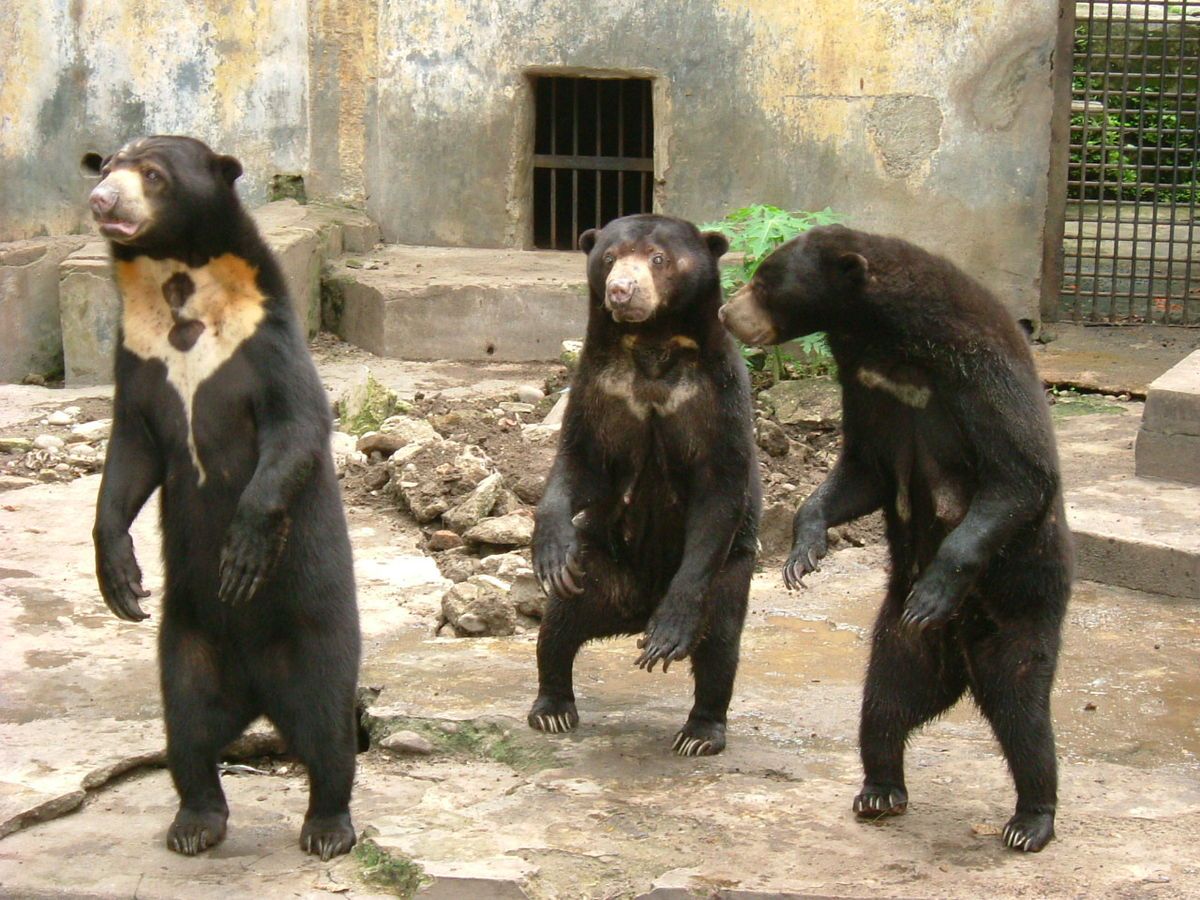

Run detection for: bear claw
[[1002, 812, 1054, 852], [853, 784, 908, 818]]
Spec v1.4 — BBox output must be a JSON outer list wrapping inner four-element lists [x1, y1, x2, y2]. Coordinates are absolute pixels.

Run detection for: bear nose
[[607, 277, 636, 306], [89, 184, 118, 216]]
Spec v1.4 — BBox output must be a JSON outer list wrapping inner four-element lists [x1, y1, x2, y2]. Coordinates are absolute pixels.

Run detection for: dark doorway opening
[[532, 76, 655, 251]]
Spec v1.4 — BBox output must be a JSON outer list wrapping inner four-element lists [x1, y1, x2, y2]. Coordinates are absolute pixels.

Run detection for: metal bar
[[617, 83, 625, 217], [1182, 0, 1199, 324], [1087, 1, 1115, 321], [572, 79, 578, 249], [594, 81, 602, 228], [532, 154, 654, 172], [642, 80, 651, 211], [1146, 0, 1166, 318], [549, 79, 557, 249]]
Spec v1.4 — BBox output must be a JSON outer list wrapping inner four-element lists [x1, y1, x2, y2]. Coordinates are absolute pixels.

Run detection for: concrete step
[[1136, 349, 1200, 484], [1058, 409, 1200, 599], [326, 244, 588, 361]]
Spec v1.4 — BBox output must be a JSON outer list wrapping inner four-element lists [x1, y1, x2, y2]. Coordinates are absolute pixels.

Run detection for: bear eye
[[651, 253, 666, 266], [144, 169, 160, 183], [602, 254, 615, 265]]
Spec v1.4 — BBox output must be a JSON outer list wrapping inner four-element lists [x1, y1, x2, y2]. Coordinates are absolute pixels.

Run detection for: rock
[[443, 472, 504, 533], [379, 730, 435, 756], [477, 551, 531, 579], [756, 418, 790, 457], [440, 576, 517, 637], [337, 367, 406, 435], [498, 401, 535, 415], [491, 488, 527, 517], [759, 378, 841, 427], [0, 474, 37, 490], [464, 513, 535, 547], [70, 419, 111, 441], [0, 437, 34, 453], [356, 415, 440, 456], [510, 572, 545, 619], [390, 440, 493, 524], [364, 466, 391, 490], [46, 411, 74, 426], [542, 391, 570, 428], [758, 501, 796, 558], [560, 340, 584, 369], [330, 431, 364, 471], [428, 530, 464, 552], [512, 474, 546, 505], [516, 384, 545, 404], [33, 434, 65, 451], [434, 548, 480, 583]]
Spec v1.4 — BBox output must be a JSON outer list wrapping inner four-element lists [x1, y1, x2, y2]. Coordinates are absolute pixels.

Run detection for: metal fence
[[532, 76, 654, 251], [1061, 1, 1199, 324]]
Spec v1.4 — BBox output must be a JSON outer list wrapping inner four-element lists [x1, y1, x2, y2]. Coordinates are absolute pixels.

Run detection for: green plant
[[354, 840, 428, 897], [700, 204, 842, 384]]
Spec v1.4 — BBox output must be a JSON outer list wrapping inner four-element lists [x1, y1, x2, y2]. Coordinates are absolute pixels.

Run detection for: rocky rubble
[[0, 404, 111, 490], [333, 372, 562, 638]]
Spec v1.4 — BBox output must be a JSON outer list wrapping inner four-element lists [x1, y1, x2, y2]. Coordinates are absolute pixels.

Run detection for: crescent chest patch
[[115, 254, 267, 485]]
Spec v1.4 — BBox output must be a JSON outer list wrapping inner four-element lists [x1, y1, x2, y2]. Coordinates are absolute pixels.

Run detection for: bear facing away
[[721, 225, 1071, 852], [83, 136, 360, 859], [530, 214, 761, 756]]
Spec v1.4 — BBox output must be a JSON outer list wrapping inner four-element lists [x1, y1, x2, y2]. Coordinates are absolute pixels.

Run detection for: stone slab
[[58, 241, 121, 386], [331, 245, 588, 361], [0, 236, 88, 383], [1140, 349, 1200, 435]]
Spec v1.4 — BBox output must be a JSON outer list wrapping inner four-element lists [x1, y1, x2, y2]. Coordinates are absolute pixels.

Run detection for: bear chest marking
[[116, 254, 267, 485], [856, 366, 932, 409], [593, 336, 704, 421]]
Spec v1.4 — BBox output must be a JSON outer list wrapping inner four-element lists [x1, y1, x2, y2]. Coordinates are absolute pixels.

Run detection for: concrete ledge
[[330, 245, 588, 361], [1136, 350, 1200, 483], [1066, 475, 1200, 599], [1135, 429, 1200, 485], [56, 202, 380, 385], [0, 236, 88, 382]]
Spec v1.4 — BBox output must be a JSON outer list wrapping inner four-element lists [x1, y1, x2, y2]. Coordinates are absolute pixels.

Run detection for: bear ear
[[80, 152, 106, 176], [579, 229, 598, 254], [836, 252, 868, 284], [702, 230, 730, 259], [215, 154, 243, 186]]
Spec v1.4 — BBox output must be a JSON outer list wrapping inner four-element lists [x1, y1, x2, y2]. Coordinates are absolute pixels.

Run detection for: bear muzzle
[[719, 287, 778, 345]]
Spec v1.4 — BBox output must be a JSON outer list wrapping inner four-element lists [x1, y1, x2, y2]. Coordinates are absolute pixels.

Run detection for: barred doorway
[[531, 76, 654, 251], [1059, 0, 1199, 324]]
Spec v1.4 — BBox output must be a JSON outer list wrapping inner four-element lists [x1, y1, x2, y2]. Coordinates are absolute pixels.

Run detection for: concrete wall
[[365, 0, 1060, 319], [0, 0, 310, 242], [3, 0, 1060, 321]]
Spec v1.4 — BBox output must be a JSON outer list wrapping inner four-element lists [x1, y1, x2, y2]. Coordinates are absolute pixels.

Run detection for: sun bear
[[83, 136, 360, 859], [529, 214, 761, 756], [721, 224, 1071, 852]]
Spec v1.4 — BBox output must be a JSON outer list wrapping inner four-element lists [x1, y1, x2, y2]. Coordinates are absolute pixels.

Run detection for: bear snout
[[606, 277, 637, 307], [89, 184, 119, 216]]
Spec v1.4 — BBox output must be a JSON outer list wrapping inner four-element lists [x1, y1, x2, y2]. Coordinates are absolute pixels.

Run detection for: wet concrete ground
[[2, 369, 1199, 898]]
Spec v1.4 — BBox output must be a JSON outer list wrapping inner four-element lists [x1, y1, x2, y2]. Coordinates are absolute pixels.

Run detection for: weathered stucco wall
[[0, 0, 310, 242], [2, 0, 1060, 320], [366, 0, 1060, 318]]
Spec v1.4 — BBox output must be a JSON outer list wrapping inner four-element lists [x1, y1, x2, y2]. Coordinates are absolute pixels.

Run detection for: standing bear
[[530, 214, 761, 756], [721, 225, 1071, 852], [84, 136, 360, 859]]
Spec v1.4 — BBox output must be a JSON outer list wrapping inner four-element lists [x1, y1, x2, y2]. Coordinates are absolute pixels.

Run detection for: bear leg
[[856, 595, 967, 818], [674, 549, 754, 757], [161, 626, 255, 856]]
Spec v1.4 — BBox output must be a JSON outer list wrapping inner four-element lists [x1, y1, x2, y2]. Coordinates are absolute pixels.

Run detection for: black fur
[[86, 136, 360, 859], [529, 214, 761, 756], [723, 225, 1071, 851]]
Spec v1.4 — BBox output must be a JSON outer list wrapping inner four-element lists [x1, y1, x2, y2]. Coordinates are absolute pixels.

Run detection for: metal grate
[[1061, 1, 1199, 324], [532, 76, 654, 251]]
